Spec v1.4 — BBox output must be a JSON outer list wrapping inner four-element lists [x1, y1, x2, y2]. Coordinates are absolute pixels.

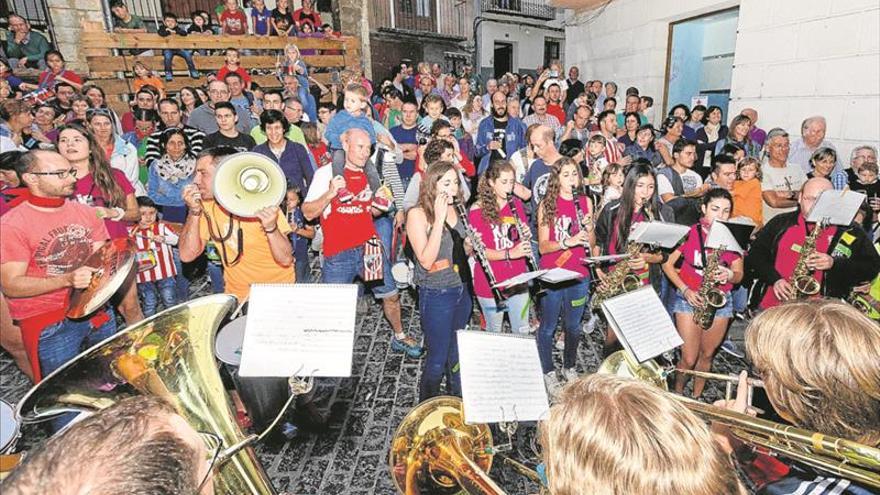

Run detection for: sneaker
[[391, 335, 424, 358], [165, 73, 173, 82], [719, 339, 744, 358], [190, 70, 201, 79], [543, 371, 564, 400], [555, 336, 565, 351], [583, 312, 598, 335], [561, 367, 579, 383]]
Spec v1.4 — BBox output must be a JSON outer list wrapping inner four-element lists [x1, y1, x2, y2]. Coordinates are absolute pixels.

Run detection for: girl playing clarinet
[[537, 157, 594, 392], [662, 189, 743, 397]]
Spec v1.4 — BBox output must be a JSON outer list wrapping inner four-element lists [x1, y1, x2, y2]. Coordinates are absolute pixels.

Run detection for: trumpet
[[598, 350, 880, 489]]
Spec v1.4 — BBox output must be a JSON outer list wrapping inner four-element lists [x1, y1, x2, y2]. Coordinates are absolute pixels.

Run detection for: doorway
[[663, 7, 739, 118], [494, 42, 513, 78]]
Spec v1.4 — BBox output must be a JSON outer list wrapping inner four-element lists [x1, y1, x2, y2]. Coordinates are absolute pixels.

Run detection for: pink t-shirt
[[676, 222, 742, 293], [759, 215, 836, 309], [468, 200, 529, 299], [538, 195, 591, 278], [0, 201, 109, 319], [74, 168, 135, 240]]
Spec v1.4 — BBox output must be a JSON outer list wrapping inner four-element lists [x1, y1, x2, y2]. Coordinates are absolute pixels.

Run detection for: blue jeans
[[171, 247, 190, 301], [38, 308, 118, 378], [418, 285, 472, 401], [207, 262, 225, 293], [139, 278, 177, 317], [537, 279, 589, 374], [322, 244, 397, 299], [731, 285, 748, 313], [162, 49, 197, 74], [478, 290, 531, 333], [295, 254, 311, 283]]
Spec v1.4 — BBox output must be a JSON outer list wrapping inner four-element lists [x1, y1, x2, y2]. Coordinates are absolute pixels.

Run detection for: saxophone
[[693, 246, 728, 329], [790, 221, 825, 299], [590, 242, 643, 310], [847, 290, 880, 318]]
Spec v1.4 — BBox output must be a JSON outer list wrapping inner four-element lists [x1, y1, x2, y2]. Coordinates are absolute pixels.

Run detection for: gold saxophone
[[790, 221, 825, 299], [848, 290, 880, 318], [590, 242, 643, 310], [693, 246, 728, 329]]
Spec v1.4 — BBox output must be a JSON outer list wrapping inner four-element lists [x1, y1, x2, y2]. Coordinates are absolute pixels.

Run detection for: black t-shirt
[[490, 118, 508, 163], [203, 131, 255, 152], [271, 9, 295, 33]]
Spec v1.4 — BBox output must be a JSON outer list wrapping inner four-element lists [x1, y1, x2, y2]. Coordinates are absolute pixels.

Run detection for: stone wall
[[335, 0, 372, 78], [46, 0, 106, 74]]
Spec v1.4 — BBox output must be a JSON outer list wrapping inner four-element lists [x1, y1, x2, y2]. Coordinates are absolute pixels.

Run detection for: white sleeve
[[403, 174, 421, 211], [657, 174, 673, 196], [305, 165, 332, 203], [161, 224, 179, 246]]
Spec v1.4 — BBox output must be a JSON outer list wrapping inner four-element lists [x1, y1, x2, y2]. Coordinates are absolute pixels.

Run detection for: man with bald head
[[186, 79, 255, 134], [747, 177, 879, 310], [303, 128, 423, 358], [788, 115, 842, 175]]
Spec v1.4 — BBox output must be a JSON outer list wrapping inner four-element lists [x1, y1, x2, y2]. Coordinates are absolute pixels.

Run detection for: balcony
[[481, 0, 556, 20], [370, 0, 472, 40]]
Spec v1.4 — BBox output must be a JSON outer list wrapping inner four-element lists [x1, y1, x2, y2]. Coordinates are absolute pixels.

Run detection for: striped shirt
[[130, 222, 179, 283], [143, 126, 206, 165]]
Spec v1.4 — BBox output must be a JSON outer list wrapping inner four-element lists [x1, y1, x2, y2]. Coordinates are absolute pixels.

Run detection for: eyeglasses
[[27, 168, 78, 179], [196, 431, 223, 494]]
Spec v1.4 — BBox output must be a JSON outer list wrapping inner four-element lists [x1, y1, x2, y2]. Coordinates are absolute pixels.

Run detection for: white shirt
[[761, 162, 808, 222], [657, 168, 703, 199]]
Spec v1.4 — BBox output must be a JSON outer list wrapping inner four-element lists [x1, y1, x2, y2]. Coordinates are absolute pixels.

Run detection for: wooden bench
[[81, 22, 361, 115]]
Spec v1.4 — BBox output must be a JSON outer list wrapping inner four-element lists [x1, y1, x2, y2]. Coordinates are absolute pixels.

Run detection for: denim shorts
[[672, 289, 733, 319]]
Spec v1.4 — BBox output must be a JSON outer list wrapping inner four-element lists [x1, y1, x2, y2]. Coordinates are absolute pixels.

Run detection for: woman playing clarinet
[[468, 161, 533, 333], [537, 157, 594, 393], [406, 161, 473, 401]]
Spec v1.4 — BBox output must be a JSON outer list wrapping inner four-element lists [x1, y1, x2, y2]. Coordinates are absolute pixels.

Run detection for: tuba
[[598, 350, 880, 489], [15, 295, 276, 494], [389, 396, 505, 495]]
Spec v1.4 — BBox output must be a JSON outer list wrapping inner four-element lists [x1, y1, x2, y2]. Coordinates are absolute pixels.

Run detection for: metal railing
[[2, 0, 55, 44], [371, 0, 472, 39], [481, 0, 556, 19]]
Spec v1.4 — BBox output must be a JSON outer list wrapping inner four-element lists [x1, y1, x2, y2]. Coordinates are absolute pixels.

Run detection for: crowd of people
[[2, 5, 880, 495]]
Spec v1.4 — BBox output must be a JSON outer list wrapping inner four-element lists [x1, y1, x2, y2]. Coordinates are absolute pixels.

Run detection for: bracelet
[[561, 238, 568, 249], [678, 286, 690, 297], [189, 209, 202, 216], [505, 248, 510, 261], [263, 225, 278, 234], [112, 207, 125, 221]]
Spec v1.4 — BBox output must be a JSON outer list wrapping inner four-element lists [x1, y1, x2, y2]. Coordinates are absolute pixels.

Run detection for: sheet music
[[601, 287, 683, 363], [582, 254, 630, 264], [705, 221, 744, 253], [238, 284, 358, 377], [494, 269, 549, 288], [629, 222, 690, 248], [539, 267, 583, 284], [806, 189, 865, 226], [457, 331, 550, 424]]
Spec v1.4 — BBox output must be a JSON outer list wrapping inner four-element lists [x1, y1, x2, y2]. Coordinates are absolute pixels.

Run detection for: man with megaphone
[[303, 128, 424, 358]]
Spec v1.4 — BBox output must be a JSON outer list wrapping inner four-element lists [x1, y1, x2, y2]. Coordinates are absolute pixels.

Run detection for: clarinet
[[506, 193, 539, 273], [454, 200, 508, 311], [571, 184, 591, 248]]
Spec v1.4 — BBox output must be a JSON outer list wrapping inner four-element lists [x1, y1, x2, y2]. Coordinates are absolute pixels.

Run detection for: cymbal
[[67, 238, 135, 319]]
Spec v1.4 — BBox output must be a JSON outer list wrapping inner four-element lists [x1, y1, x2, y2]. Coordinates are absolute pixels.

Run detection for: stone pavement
[[0, 275, 750, 495]]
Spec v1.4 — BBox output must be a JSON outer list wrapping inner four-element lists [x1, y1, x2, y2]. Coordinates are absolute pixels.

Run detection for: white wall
[[564, 0, 880, 161], [729, 0, 879, 163], [479, 16, 565, 79]]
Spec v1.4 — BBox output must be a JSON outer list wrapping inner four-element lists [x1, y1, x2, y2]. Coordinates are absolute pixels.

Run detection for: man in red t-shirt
[[219, 0, 248, 35], [304, 128, 423, 357], [0, 150, 115, 381]]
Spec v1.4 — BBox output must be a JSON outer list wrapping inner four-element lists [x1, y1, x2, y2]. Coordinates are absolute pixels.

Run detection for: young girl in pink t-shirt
[[662, 188, 744, 398]]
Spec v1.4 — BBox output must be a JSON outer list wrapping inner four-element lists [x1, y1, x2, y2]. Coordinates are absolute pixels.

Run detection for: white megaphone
[[212, 152, 287, 218]]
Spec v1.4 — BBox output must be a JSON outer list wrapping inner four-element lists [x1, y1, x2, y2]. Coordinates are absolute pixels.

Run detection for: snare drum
[[391, 260, 413, 289], [215, 316, 247, 367]]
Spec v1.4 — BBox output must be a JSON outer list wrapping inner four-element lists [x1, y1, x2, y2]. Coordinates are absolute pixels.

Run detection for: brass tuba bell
[[213, 152, 288, 218], [388, 396, 505, 495], [15, 295, 277, 494]]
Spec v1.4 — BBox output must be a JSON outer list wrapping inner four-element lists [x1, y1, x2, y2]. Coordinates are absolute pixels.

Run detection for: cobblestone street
[[0, 272, 749, 494]]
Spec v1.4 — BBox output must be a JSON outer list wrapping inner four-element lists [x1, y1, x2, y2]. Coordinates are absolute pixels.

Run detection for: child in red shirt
[[218, 0, 247, 35], [215, 48, 251, 89]]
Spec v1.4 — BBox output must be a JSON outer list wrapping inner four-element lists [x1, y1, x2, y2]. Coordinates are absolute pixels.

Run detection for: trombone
[[598, 350, 880, 489]]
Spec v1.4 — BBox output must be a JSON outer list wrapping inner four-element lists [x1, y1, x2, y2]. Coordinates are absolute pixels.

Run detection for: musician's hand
[[94, 206, 116, 219], [510, 241, 532, 259], [852, 282, 871, 294], [463, 237, 474, 256], [256, 206, 280, 232], [683, 287, 704, 309], [433, 192, 450, 225], [806, 252, 834, 271], [626, 255, 647, 271], [570, 230, 590, 247], [713, 266, 732, 285], [66, 267, 96, 289], [773, 278, 795, 301], [711, 371, 755, 455], [182, 184, 202, 213], [329, 175, 346, 197]]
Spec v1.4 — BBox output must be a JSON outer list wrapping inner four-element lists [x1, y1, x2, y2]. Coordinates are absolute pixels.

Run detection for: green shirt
[[5, 31, 51, 63], [250, 125, 306, 146], [114, 14, 146, 29]]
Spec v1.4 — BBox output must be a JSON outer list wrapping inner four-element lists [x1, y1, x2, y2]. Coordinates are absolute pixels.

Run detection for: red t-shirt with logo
[[0, 201, 109, 319], [539, 195, 591, 278], [676, 222, 742, 293], [220, 9, 248, 35], [306, 165, 376, 258], [468, 200, 529, 299]]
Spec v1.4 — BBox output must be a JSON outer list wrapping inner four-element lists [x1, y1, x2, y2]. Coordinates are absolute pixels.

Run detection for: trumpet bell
[[213, 152, 287, 218], [15, 295, 276, 494]]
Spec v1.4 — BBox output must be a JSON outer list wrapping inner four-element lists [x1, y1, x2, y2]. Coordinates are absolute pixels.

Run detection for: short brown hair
[[540, 374, 745, 495], [344, 83, 368, 101], [745, 300, 880, 446], [3, 396, 200, 495]]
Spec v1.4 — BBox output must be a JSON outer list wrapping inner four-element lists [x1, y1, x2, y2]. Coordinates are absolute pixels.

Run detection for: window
[[416, 0, 431, 17], [544, 39, 560, 66]]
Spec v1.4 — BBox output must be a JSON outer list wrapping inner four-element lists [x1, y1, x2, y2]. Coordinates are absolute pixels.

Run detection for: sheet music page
[[494, 269, 549, 288], [806, 190, 865, 226], [706, 221, 744, 253], [239, 284, 358, 377], [583, 254, 630, 264], [539, 267, 583, 284], [457, 331, 550, 424], [629, 222, 690, 248], [601, 287, 683, 362]]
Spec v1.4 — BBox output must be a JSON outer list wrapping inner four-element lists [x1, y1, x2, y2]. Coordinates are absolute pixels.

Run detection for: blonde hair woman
[[540, 373, 746, 495]]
